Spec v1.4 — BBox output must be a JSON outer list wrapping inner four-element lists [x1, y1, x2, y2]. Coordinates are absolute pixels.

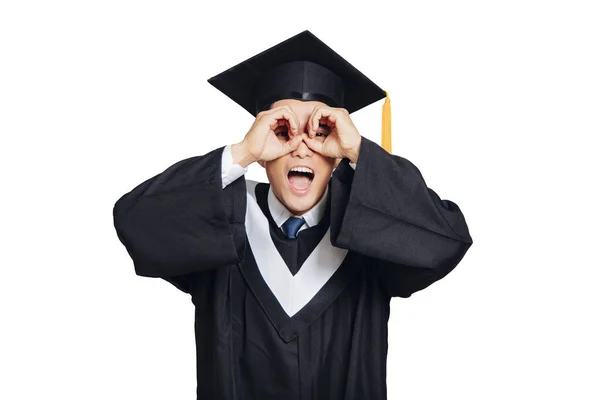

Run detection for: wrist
[[231, 141, 256, 168], [345, 136, 361, 163]]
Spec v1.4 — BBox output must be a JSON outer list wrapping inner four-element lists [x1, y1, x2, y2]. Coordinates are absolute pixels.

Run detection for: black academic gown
[[113, 136, 473, 400]]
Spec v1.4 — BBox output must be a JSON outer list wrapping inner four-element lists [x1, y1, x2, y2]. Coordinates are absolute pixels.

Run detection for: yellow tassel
[[381, 91, 392, 153]]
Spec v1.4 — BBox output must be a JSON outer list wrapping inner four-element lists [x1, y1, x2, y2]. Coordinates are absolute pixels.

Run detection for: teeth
[[290, 166, 314, 174]]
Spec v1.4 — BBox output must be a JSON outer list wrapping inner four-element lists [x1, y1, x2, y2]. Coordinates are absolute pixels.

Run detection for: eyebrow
[[274, 124, 331, 133], [275, 124, 331, 131]]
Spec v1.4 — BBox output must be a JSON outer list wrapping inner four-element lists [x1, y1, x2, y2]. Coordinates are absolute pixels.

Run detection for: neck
[[288, 190, 327, 216], [267, 183, 330, 229]]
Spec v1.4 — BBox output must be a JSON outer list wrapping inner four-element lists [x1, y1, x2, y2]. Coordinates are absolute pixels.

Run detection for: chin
[[284, 196, 317, 215], [282, 181, 327, 215]]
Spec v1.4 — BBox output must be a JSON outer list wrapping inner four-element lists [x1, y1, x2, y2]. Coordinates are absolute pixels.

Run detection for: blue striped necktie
[[282, 216, 305, 239]]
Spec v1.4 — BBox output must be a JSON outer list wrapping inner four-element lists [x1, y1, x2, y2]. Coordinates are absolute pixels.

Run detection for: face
[[259, 99, 341, 216]]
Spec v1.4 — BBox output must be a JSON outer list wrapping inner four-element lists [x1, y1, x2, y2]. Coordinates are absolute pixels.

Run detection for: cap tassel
[[381, 91, 392, 153]]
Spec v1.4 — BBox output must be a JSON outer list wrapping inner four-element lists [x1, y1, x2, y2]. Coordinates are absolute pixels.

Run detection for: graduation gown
[[113, 136, 473, 400]]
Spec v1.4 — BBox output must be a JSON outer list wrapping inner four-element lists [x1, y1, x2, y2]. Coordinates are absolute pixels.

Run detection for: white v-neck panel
[[245, 181, 348, 317]]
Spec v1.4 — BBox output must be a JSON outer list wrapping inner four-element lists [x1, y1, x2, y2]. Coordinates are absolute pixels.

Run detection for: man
[[113, 31, 473, 400]]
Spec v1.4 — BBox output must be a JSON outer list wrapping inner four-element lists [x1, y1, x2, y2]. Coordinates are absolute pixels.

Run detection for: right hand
[[236, 106, 304, 164]]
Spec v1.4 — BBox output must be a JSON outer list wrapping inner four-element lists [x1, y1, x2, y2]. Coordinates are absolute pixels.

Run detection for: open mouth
[[287, 166, 314, 193]]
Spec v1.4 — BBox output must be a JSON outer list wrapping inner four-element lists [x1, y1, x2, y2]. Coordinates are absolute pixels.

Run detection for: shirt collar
[[267, 184, 329, 228]]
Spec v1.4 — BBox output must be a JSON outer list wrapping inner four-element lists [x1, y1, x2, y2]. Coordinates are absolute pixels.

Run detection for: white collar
[[267, 184, 329, 229], [245, 180, 347, 317]]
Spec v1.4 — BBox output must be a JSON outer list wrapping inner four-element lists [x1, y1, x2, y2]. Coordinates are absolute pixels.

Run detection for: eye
[[316, 124, 331, 138], [275, 128, 289, 137]]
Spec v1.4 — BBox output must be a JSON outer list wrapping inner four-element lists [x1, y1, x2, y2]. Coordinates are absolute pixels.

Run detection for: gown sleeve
[[329, 136, 473, 298], [112, 145, 247, 292]]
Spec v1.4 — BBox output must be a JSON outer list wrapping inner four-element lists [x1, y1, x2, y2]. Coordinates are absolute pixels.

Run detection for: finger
[[306, 107, 319, 137], [309, 107, 338, 138], [278, 105, 300, 136], [266, 107, 296, 132], [283, 133, 304, 153], [282, 111, 300, 138], [283, 105, 301, 136], [275, 115, 298, 139], [307, 106, 323, 137], [265, 106, 299, 135], [303, 135, 324, 154]]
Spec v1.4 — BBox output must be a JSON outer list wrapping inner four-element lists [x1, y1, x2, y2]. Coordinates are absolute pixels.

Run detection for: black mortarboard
[[208, 30, 392, 152]]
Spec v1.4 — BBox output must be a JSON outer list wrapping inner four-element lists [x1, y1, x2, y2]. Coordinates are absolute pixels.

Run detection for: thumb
[[283, 134, 304, 153], [303, 136, 323, 154]]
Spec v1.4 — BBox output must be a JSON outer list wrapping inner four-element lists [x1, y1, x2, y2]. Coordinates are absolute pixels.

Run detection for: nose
[[291, 133, 313, 158], [292, 138, 312, 157], [291, 119, 313, 158]]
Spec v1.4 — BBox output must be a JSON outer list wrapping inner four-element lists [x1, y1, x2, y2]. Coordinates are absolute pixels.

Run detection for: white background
[[1, 0, 599, 399]]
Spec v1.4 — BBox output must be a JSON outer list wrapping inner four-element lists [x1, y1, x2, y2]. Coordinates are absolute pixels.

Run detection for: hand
[[233, 106, 304, 166], [302, 106, 362, 163]]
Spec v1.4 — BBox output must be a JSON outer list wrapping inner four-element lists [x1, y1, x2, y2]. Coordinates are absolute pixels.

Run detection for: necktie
[[282, 216, 305, 239]]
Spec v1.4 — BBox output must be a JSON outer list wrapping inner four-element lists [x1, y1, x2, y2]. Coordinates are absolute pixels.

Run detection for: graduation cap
[[208, 30, 392, 153]]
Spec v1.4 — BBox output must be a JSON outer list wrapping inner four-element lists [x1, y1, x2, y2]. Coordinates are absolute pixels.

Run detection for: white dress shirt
[[220, 144, 356, 233]]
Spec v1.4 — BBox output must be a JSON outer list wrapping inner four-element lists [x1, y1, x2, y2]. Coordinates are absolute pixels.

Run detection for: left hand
[[302, 106, 362, 163]]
